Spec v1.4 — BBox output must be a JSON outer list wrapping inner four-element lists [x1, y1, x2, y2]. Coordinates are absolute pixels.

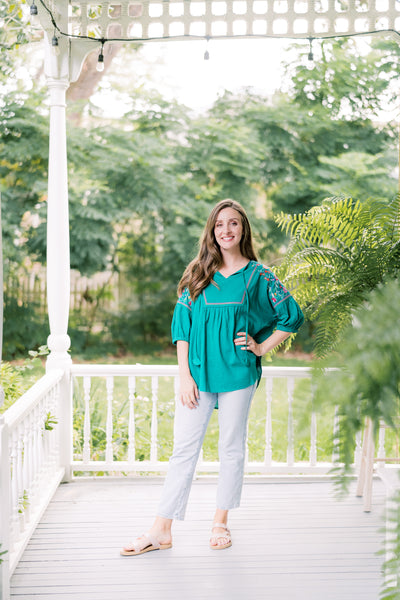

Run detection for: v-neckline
[[216, 261, 250, 279]]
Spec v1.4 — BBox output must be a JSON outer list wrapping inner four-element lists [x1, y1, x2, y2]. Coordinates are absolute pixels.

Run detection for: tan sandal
[[120, 532, 172, 556], [209, 522, 232, 550]]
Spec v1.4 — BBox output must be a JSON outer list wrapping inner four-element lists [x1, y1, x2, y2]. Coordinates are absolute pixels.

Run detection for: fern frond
[[276, 194, 399, 356]]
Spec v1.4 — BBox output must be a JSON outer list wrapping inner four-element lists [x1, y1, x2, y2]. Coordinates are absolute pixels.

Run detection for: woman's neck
[[219, 250, 249, 276]]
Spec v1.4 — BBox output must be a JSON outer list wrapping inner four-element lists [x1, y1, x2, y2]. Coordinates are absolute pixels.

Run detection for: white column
[[46, 78, 72, 371], [45, 77, 72, 482]]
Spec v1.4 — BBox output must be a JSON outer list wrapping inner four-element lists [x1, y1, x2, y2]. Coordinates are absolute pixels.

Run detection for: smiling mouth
[[221, 236, 234, 241]]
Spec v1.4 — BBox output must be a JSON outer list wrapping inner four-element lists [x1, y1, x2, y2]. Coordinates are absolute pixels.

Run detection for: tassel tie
[[242, 270, 250, 365]]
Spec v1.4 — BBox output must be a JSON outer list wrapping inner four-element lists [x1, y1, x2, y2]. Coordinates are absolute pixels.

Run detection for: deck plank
[[11, 478, 386, 600]]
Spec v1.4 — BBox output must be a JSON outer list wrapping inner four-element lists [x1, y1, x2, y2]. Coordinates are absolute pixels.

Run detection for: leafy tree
[[283, 37, 398, 119], [0, 0, 39, 79], [316, 150, 397, 200], [275, 195, 400, 358]]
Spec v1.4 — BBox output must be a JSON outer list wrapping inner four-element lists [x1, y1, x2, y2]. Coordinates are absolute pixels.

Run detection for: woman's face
[[214, 207, 243, 252]]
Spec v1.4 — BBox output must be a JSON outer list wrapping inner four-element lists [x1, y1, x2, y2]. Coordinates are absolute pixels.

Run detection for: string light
[[96, 43, 105, 72], [34, 0, 400, 71], [307, 36, 315, 70], [51, 29, 60, 55], [204, 36, 210, 60]]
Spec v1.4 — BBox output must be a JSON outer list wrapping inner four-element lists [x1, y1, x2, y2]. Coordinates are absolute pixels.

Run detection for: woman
[[121, 199, 304, 555]]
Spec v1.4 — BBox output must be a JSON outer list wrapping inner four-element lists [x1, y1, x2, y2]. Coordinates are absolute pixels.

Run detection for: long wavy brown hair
[[178, 199, 258, 300]]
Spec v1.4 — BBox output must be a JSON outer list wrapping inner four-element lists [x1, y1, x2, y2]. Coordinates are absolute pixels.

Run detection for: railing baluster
[[16, 424, 24, 531], [105, 376, 114, 464], [310, 411, 317, 467], [332, 405, 340, 464], [37, 402, 44, 479], [27, 412, 34, 505], [83, 376, 91, 464], [264, 378, 273, 467], [31, 405, 39, 501], [150, 376, 158, 464], [309, 383, 317, 466], [378, 420, 386, 462], [68, 365, 345, 476], [22, 420, 30, 523], [3, 369, 64, 581], [10, 430, 19, 547], [354, 431, 362, 470], [128, 376, 136, 464], [287, 378, 295, 467]]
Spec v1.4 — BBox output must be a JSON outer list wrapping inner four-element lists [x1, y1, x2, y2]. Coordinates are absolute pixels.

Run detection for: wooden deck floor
[[11, 477, 386, 600]]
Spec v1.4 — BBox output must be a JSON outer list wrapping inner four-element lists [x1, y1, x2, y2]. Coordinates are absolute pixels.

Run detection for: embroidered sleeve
[[177, 288, 193, 311], [171, 288, 193, 344], [259, 264, 304, 333], [263, 268, 291, 307]]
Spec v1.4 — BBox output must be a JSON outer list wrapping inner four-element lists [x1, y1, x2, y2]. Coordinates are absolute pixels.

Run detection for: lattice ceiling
[[60, 0, 400, 41]]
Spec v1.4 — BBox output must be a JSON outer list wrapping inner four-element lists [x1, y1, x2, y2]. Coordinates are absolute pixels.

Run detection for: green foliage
[[18, 489, 29, 514], [316, 150, 397, 200], [44, 412, 58, 431], [0, 347, 47, 412], [276, 195, 400, 358], [1, 37, 398, 354], [0, 0, 40, 79], [284, 38, 396, 119], [0, 543, 7, 564], [313, 279, 400, 479], [380, 487, 400, 599], [3, 295, 48, 359], [0, 362, 25, 411]]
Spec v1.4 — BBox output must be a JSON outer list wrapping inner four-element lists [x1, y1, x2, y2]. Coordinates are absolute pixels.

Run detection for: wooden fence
[[4, 265, 120, 317]]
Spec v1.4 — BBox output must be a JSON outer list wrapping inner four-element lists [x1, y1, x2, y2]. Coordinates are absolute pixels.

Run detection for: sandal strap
[[144, 531, 160, 549], [129, 532, 160, 553], [210, 523, 231, 541], [212, 522, 229, 530], [211, 532, 231, 541]]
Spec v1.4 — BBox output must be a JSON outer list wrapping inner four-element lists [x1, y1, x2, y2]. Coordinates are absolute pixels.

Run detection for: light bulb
[[30, 1, 38, 15], [97, 51, 104, 72], [307, 37, 314, 71], [204, 50, 210, 60]]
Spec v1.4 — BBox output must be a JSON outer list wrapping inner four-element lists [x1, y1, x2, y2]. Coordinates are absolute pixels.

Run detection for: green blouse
[[171, 260, 304, 394]]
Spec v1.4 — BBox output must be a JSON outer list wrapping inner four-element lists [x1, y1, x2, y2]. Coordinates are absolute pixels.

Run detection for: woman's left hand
[[234, 332, 263, 356]]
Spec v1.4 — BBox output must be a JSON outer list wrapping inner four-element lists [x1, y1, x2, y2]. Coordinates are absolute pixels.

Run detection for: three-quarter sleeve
[[266, 269, 304, 333], [171, 288, 193, 344]]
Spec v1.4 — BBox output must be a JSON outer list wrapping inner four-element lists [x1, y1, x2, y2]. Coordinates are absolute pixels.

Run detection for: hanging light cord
[[32, 0, 400, 56]]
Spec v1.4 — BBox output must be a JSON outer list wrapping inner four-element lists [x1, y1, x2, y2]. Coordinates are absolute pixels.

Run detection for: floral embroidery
[[177, 287, 192, 311], [254, 262, 290, 306]]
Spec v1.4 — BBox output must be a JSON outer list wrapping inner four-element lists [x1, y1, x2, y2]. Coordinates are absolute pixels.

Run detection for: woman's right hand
[[179, 374, 199, 409]]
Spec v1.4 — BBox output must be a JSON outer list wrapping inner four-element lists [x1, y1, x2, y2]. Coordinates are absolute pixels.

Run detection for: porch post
[[46, 78, 71, 371], [45, 77, 73, 482], [0, 193, 9, 599]]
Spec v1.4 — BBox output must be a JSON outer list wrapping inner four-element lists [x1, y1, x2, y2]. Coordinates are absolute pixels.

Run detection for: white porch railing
[[0, 369, 64, 598], [2, 363, 397, 599], [70, 364, 349, 476]]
